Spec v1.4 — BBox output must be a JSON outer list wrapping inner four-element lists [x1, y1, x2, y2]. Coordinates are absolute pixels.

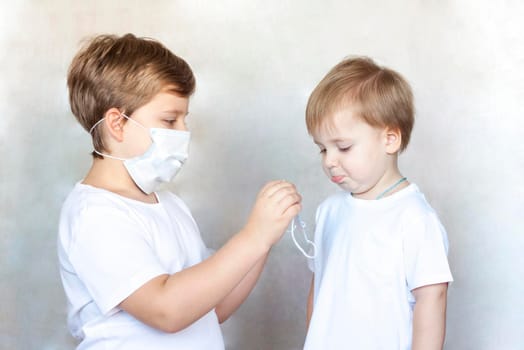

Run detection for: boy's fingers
[[262, 180, 295, 199], [267, 185, 299, 205], [279, 193, 302, 213], [283, 202, 302, 218], [266, 190, 301, 216], [259, 180, 286, 197]]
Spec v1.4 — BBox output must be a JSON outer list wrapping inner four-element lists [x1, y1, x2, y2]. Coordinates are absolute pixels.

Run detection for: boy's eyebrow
[[161, 109, 189, 115], [332, 137, 353, 143], [314, 137, 352, 145]]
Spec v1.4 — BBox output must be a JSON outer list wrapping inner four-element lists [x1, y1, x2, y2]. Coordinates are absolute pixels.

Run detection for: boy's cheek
[[321, 166, 331, 179]]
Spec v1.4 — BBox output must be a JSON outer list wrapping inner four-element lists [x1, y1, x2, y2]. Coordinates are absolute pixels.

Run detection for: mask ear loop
[[290, 214, 317, 259], [89, 113, 150, 161]]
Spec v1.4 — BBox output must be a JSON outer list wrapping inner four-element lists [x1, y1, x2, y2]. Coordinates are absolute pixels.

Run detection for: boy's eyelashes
[[161, 112, 189, 127], [318, 145, 353, 154], [162, 118, 186, 126]]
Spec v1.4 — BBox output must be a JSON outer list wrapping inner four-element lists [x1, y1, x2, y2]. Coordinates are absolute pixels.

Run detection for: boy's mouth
[[331, 175, 345, 184]]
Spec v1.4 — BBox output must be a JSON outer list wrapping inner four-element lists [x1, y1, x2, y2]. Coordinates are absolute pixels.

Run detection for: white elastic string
[[290, 214, 316, 259], [89, 114, 149, 160], [92, 149, 126, 161], [89, 117, 106, 134], [89, 114, 147, 134]]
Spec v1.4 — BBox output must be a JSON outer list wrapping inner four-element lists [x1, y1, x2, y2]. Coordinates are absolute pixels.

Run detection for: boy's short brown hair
[[67, 33, 195, 156], [306, 56, 414, 152]]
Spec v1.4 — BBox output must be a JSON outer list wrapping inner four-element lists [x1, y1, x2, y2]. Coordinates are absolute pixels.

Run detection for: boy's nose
[[177, 119, 189, 131], [323, 151, 338, 168]]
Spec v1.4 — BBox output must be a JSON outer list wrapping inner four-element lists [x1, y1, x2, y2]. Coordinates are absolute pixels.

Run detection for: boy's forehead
[[161, 84, 185, 95], [140, 88, 190, 114], [155, 87, 188, 102], [312, 107, 371, 143], [318, 108, 359, 132], [311, 116, 344, 142]]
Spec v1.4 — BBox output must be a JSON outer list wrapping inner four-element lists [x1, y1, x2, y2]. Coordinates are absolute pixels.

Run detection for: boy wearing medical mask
[[303, 57, 452, 349], [58, 33, 301, 350]]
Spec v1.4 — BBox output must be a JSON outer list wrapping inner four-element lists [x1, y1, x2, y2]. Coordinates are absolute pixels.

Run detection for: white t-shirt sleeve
[[68, 205, 167, 315], [403, 211, 453, 291]]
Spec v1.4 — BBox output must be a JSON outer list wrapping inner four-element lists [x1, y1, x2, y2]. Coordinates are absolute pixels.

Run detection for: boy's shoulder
[[396, 184, 438, 218], [60, 182, 147, 224], [391, 185, 446, 237], [62, 182, 123, 212], [61, 182, 187, 216]]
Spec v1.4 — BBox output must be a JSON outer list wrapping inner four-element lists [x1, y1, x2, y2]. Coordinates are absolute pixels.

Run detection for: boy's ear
[[384, 127, 402, 154], [103, 108, 126, 142]]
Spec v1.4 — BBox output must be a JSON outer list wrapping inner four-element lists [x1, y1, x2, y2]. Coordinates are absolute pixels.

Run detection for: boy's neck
[[83, 158, 158, 204], [352, 165, 409, 200]]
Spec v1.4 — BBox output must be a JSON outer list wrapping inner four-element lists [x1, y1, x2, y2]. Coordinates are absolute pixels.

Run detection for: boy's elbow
[[215, 306, 231, 324], [156, 305, 227, 333], [160, 323, 187, 334], [154, 312, 194, 334], [142, 302, 196, 333], [159, 311, 228, 333]]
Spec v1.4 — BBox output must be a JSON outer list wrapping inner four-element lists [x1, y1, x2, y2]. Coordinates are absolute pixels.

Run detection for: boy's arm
[[412, 282, 448, 350], [306, 275, 314, 329], [214, 252, 269, 323], [119, 180, 301, 333]]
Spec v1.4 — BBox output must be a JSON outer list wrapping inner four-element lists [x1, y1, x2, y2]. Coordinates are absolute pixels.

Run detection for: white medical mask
[[89, 114, 190, 194], [290, 214, 316, 259]]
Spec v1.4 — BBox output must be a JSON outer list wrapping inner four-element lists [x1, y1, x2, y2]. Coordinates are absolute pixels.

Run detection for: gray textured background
[[1, 1, 523, 349]]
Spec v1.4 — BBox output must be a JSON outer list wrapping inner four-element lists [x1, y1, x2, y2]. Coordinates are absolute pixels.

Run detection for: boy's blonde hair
[[306, 56, 414, 152], [67, 33, 195, 157]]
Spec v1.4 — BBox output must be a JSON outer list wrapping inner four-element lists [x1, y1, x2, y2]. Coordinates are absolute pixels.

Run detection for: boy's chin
[[339, 183, 357, 193]]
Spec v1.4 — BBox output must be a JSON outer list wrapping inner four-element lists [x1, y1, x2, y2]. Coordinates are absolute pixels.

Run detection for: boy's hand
[[243, 180, 302, 249]]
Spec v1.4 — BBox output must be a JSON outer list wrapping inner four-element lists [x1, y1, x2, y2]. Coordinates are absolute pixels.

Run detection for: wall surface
[[1, 1, 523, 349]]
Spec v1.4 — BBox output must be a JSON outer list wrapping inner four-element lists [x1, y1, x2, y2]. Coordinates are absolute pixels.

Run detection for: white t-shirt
[[304, 184, 453, 350], [57, 183, 224, 350]]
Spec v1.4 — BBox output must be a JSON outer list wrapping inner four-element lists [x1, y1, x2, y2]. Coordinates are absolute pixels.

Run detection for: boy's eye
[[318, 148, 326, 154], [339, 145, 352, 152]]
